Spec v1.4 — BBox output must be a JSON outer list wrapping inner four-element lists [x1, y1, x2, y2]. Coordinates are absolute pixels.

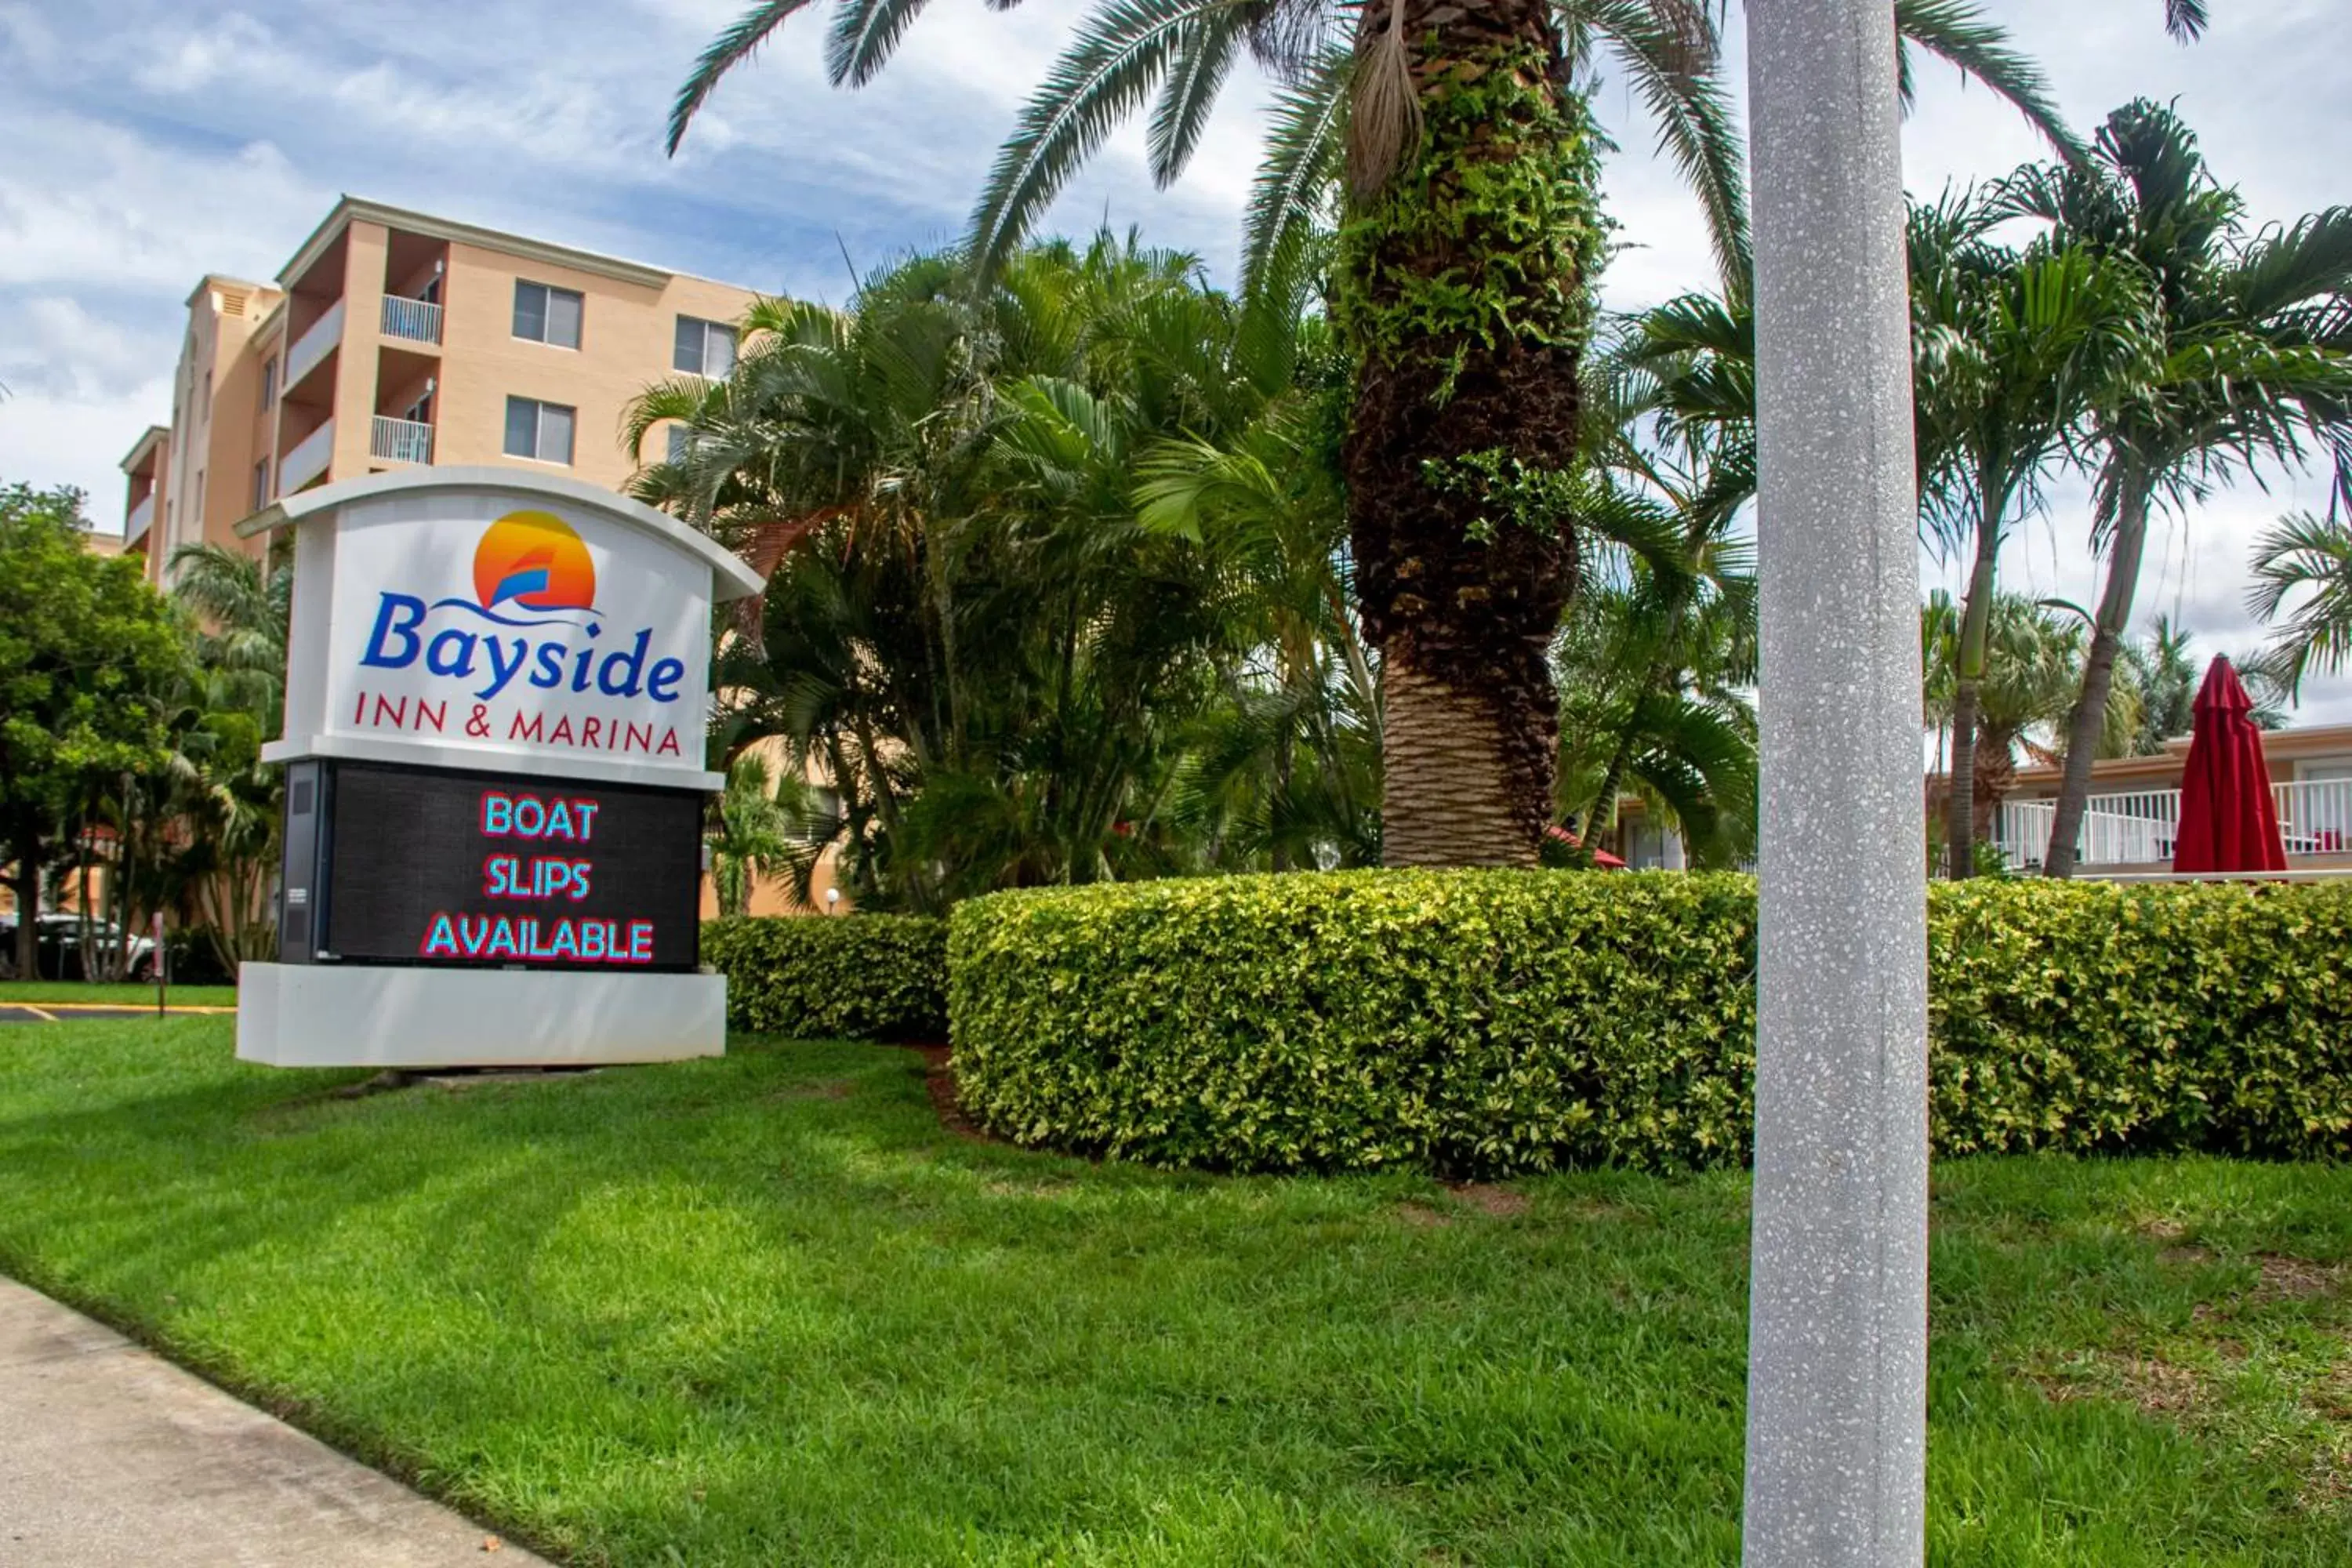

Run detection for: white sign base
[[236, 964, 726, 1069]]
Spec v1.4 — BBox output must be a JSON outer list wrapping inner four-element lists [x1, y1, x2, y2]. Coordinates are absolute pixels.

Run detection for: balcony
[[380, 295, 442, 345], [1993, 779, 2352, 871], [370, 415, 434, 465], [279, 418, 335, 492], [285, 297, 344, 392], [125, 493, 154, 546]]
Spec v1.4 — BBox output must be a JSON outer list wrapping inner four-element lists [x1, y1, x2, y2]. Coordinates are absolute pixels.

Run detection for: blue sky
[[4, 0, 2348, 713]]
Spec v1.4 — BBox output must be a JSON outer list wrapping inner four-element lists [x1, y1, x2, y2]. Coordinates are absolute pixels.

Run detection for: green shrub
[[703, 915, 948, 1040], [949, 871, 2352, 1176]]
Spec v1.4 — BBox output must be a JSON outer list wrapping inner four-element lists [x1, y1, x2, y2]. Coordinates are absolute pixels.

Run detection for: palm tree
[[634, 237, 1345, 906], [1957, 596, 2086, 847], [669, 0, 2075, 868], [1133, 314, 1385, 869], [2249, 472, 2352, 700], [708, 753, 798, 916], [1910, 191, 2155, 877], [163, 540, 292, 970], [2019, 101, 2352, 877], [1566, 295, 1759, 863]]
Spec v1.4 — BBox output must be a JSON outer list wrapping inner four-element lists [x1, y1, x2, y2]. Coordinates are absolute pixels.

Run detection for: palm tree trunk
[[1588, 731, 1636, 842], [9, 820, 38, 980], [1381, 662, 1531, 866], [1339, 0, 1599, 869], [1973, 726, 2016, 844], [2042, 476, 2151, 877], [1944, 528, 2002, 880]]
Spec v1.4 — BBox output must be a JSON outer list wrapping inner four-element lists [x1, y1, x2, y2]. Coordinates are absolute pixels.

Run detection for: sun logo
[[473, 510, 597, 613]]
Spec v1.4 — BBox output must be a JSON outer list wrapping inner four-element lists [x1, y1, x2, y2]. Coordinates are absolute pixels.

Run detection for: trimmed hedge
[[702, 915, 948, 1040], [949, 871, 2352, 1175]]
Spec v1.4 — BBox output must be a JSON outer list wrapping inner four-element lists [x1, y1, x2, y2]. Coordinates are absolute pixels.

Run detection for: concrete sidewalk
[[0, 1277, 550, 1566]]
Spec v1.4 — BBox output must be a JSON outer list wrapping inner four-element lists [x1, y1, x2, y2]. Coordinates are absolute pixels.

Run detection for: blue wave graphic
[[426, 597, 599, 630], [490, 567, 551, 607]]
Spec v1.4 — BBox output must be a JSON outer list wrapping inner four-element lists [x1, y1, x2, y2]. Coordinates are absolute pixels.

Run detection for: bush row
[[941, 872, 2352, 1176], [702, 915, 947, 1040]]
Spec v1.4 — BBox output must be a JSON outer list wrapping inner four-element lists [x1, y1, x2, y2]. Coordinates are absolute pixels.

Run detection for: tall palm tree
[[2018, 101, 2352, 877], [1910, 192, 2154, 877], [669, 0, 2075, 868]]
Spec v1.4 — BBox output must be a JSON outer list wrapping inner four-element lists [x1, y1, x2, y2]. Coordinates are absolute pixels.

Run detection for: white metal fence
[[1992, 779, 2352, 869]]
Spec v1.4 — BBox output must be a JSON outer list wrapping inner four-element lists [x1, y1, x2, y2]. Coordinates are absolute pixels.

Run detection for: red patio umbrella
[[1544, 823, 1629, 869], [2172, 657, 2287, 874]]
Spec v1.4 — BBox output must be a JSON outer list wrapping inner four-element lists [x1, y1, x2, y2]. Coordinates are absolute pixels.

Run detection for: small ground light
[[826, 888, 841, 914]]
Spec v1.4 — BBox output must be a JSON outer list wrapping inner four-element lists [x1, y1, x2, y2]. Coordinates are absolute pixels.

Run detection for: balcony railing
[[370, 415, 434, 464], [125, 493, 154, 544], [279, 418, 335, 493], [1993, 779, 2352, 869], [381, 295, 443, 345], [284, 297, 344, 392]]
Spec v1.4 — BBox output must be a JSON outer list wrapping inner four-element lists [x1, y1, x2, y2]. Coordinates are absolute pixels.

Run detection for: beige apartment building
[[121, 196, 760, 584]]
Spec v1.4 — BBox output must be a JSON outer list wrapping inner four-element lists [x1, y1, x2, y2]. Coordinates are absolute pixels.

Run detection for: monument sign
[[236, 468, 764, 1068]]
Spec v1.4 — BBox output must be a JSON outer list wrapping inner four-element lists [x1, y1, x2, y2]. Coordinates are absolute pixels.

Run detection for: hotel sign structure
[[235, 468, 764, 1068]]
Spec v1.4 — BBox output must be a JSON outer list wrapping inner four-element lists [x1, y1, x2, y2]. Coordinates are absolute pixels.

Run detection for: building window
[[250, 459, 270, 512], [197, 369, 211, 422], [403, 390, 433, 426], [503, 397, 575, 466], [513, 281, 583, 349], [673, 316, 736, 378], [260, 357, 278, 412], [666, 424, 693, 465]]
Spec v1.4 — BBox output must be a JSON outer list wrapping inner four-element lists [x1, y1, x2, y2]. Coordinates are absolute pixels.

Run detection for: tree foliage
[[0, 484, 183, 978]]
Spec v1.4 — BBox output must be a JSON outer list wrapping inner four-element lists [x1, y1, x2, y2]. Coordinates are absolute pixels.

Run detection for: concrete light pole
[[1741, 3, 1929, 1567]]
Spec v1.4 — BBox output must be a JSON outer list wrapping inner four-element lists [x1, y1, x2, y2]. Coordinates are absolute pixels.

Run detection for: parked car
[[0, 914, 160, 982]]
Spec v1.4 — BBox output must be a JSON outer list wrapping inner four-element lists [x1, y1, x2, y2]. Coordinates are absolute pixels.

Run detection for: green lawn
[[0, 1018, 2344, 1566], [0, 980, 238, 1007]]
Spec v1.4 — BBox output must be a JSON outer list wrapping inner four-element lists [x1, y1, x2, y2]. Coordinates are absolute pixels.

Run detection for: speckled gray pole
[[1741, 2, 1929, 1566]]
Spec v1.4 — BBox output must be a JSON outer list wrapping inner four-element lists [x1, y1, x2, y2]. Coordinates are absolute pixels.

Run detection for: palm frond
[[1893, 0, 2086, 164], [2249, 504, 2352, 696], [1146, 5, 1247, 187], [2230, 209, 2352, 325], [1239, 47, 1347, 301], [1587, 0, 1748, 295], [826, 0, 936, 86], [2165, 0, 2209, 43], [668, 0, 822, 154], [967, 0, 1225, 279]]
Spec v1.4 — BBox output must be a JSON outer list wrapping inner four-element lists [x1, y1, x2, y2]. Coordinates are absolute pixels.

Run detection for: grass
[[0, 980, 239, 1006], [0, 1017, 2344, 1566]]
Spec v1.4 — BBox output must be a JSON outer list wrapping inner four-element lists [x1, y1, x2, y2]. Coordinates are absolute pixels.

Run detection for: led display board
[[302, 760, 703, 973]]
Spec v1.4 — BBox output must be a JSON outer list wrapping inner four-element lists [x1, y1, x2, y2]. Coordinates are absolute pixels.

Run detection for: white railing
[[380, 295, 442, 344], [1993, 779, 2352, 869], [369, 415, 433, 464], [278, 418, 334, 492], [2281, 778, 2352, 854], [125, 493, 154, 543], [284, 297, 344, 390]]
